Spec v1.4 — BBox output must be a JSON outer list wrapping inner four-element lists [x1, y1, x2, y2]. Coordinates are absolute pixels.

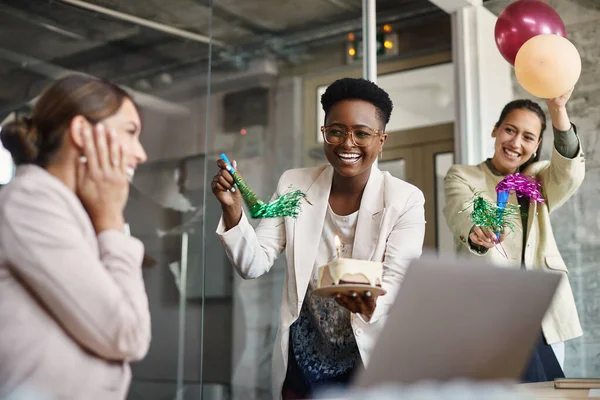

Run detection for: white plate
[[313, 284, 387, 298]]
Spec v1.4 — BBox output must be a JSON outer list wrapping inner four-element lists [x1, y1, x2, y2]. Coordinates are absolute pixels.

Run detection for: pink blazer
[[0, 165, 151, 399]]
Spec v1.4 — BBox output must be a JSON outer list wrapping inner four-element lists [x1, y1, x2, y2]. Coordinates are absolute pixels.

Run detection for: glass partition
[[0, 1, 215, 399], [0, 0, 459, 397]]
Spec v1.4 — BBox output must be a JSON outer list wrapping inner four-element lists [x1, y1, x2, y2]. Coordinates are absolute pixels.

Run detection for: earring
[[379, 151, 383, 160], [533, 152, 537, 158]]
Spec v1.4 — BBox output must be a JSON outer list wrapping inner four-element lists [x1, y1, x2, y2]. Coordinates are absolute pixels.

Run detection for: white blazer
[[216, 165, 426, 399]]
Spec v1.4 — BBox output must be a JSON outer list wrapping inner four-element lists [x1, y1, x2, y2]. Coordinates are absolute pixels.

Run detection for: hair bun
[[21, 116, 33, 129], [0, 115, 39, 165]]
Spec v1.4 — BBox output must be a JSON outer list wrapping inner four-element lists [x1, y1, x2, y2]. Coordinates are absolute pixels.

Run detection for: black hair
[[321, 77, 393, 128], [494, 99, 546, 172]]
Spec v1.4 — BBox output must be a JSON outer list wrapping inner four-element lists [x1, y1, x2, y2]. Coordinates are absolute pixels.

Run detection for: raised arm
[[215, 169, 288, 279], [1, 185, 151, 362], [536, 91, 585, 212]]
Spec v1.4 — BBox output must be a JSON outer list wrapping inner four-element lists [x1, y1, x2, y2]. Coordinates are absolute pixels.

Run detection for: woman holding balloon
[[443, 0, 584, 383]]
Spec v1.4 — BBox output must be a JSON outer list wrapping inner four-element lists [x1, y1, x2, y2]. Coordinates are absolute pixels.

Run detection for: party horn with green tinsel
[[220, 153, 308, 219], [460, 192, 521, 235]]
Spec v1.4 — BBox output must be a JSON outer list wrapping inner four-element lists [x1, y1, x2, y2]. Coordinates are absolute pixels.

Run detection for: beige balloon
[[514, 34, 581, 99]]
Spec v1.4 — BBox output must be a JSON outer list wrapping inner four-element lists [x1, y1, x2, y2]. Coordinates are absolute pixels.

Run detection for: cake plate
[[313, 284, 386, 298]]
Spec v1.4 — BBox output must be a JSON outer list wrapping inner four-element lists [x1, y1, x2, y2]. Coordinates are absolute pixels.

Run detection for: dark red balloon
[[495, 0, 566, 65]]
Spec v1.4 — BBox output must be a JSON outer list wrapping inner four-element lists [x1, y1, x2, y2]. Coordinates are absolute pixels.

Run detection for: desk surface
[[520, 382, 594, 399]]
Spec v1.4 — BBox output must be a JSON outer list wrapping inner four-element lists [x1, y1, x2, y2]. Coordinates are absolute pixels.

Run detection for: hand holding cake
[[314, 235, 386, 320], [334, 286, 379, 320]]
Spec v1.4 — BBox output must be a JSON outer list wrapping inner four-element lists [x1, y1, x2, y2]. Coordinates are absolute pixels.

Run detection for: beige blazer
[[0, 165, 151, 399], [216, 165, 426, 399], [443, 140, 585, 344]]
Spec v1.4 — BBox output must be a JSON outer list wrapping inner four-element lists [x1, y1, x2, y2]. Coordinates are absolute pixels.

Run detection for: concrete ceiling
[[0, 0, 450, 115]]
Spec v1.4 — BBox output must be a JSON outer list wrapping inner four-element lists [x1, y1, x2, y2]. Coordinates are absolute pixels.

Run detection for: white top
[[310, 204, 358, 284], [289, 204, 361, 382]]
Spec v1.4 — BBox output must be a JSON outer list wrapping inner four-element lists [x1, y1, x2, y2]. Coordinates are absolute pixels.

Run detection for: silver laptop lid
[[354, 253, 562, 388]]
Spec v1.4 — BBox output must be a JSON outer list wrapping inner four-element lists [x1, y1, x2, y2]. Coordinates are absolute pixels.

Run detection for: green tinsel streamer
[[231, 172, 308, 219], [459, 193, 521, 234]]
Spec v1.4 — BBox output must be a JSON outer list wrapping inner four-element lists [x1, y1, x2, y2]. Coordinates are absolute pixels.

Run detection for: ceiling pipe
[[53, 0, 229, 48], [258, 3, 442, 49], [0, 48, 190, 116], [0, 5, 87, 40], [322, 0, 361, 11], [112, 3, 444, 84]]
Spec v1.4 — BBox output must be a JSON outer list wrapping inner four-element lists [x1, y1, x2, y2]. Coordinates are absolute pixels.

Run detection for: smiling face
[[99, 98, 147, 180], [491, 108, 542, 175], [323, 99, 387, 179]]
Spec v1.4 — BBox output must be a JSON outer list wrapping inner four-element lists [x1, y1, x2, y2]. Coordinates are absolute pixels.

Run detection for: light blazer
[[443, 139, 586, 344], [0, 165, 151, 399], [216, 165, 426, 399]]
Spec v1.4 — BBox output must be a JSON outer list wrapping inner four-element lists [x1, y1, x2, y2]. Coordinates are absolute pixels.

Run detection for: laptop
[[354, 252, 562, 388]]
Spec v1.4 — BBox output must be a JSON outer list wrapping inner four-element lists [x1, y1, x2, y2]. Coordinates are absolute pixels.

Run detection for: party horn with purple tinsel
[[496, 173, 545, 203], [494, 173, 545, 239], [220, 153, 308, 219]]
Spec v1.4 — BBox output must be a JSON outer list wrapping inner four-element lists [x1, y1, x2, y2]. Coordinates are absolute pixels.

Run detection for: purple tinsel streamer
[[495, 173, 545, 203]]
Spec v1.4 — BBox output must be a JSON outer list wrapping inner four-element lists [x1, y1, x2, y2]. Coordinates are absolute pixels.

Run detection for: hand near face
[[76, 121, 129, 234], [335, 290, 379, 320]]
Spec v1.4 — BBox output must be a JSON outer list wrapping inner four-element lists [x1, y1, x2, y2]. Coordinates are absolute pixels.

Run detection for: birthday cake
[[318, 258, 383, 288]]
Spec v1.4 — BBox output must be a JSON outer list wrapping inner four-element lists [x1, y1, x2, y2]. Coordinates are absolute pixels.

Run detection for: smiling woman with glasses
[[211, 77, 426, 400]]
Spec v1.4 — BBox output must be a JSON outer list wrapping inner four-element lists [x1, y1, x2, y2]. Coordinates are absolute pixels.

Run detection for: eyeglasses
[[321, 124, 383, 147]]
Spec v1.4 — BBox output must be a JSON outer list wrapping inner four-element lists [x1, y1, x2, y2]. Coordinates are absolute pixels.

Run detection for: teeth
[[338, 153, 360, 159], [504, 149, 519, 157], [126, 167, 135, 182]]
